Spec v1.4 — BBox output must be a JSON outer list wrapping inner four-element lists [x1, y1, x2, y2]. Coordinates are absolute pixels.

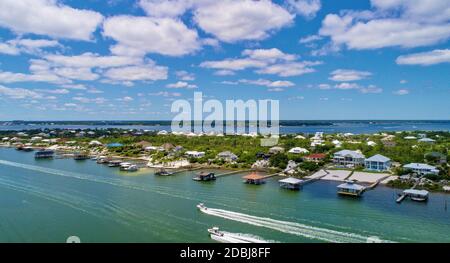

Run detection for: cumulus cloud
[[139, 0, 193, 18], [0, 0, 103, 41], [239, 79, 295, 88], [396, 49, 450, 66], [166, 81, 197, 89], [200, 48, 320, 77], [103, 16, 201, 57], [175, 70, 195, 81], [329, 69, 372, 82], [193, 0, 293, 43], [318, 0, 450, 50], [0, 38, 60, 55], [393, 89, 410, 95], [286, 0, 321, 19], [103, 63, 168, 82], [0, 85, 43, 99]]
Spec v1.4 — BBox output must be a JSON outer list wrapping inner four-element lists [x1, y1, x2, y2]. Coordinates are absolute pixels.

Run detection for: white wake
[[201, 207, 393, 243]]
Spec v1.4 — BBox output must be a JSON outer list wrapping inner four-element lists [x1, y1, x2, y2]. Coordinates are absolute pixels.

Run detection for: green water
[[0, 148, 449, 243]]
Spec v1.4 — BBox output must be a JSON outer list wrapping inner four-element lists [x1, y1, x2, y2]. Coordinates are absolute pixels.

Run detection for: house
[[424, 152, 447, 164], [364, 154, 391, 171], [333, 150, 365, 167], [284, 160, 298, 174], [161, 143, 175, 151], [403, 163, 439, 175], [157, 130, 168, 135], [418, 138, 436, 143], [367, 141, 377, 146], [269, 146, 284, 154], [216, 151, 238, 162], [185, 151, 205, 158], [332, 140, 342, 148], [303, 153, 327, 163], [89, 140, 103, 146], [288, 147, 309, 154]]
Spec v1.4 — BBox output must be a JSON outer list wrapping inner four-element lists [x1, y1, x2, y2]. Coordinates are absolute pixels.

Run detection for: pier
[[215, 169, 254, 178], [170, 166, 203, 175], [396, 175, 425, 203]]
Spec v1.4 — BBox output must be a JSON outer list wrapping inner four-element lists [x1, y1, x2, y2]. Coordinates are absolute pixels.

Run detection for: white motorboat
[[207, 227, 269, 243]]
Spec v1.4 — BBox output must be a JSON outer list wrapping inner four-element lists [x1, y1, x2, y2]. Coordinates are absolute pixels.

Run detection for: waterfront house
[[185, 151, 205, 158], [403, 163, 439, 175], [303, 153, 327, 162], [243, 173, 266, 185], [284, 160, 298, 174], [216, 151, 238, 162], [364, 154, 391, 171], [279, 177, 304, 190], [333, 150, 365, 167], [269, 146, 285, 154], [288, 147, 309, 154], [337, 181, 365, 197]]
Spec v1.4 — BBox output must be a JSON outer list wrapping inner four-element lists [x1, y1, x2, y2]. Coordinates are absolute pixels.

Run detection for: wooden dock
[[396, 175, 424, 203], [170, 166, 203, 175], [215, 169, 254, 178]]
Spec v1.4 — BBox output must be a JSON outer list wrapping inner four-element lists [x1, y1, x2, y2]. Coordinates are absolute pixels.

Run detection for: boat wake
[[200, 206, 393, 243]]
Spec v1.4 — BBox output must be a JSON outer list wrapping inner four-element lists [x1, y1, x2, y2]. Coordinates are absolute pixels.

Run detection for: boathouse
[[337, 181, 365, 197], [193, 172, 216, 181], [243, 173, 266, 185], [279, 177, 303, 190]]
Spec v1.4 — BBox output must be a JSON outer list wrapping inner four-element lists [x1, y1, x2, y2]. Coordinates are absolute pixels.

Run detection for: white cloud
[[0, 0, 103, 41], [166, 81, 197, 89], [175, 70, 195, 81], [193, 0, 293, 43], [359, 85, 383, 94], [286, 0, 321, 19], [239, 79, 295, 88], [329, 69, 372, 82], [36, 88, 69, 94], [0, 38, 60, 55], [149, 91, 182, 97], [0, 42, 19, 55], [393, 89, 410, 95], [255, 61, 319, 77], [103, 16, 201, 56], [317, 83, 331, 89], [318, 0, 450, 50], [396, 49, 450, 66], [103, 63, 168, 82], [334, 82, 361, 90], [0, 85, 43, 99], [299, 34, 322, 44], [200, 48, 320, 77], [139, 0, 193, 18], [400, 79, 407, 84], [44, 53, 142, 68]]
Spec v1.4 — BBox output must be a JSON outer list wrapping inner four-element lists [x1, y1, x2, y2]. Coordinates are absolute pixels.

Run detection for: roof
[[418, 138, 436, 142], [334, 150, 365, 159], [288, 147, 309, 153], [365, 154, 391, 162], [243, 173, 265, 180], [107, 143, 123, 147], [337, 182, 365, 191], [279, 177, 303, 184], [305, 153, 327, 159], [404, 163, 437, 170], [404, 189, 429, 196]]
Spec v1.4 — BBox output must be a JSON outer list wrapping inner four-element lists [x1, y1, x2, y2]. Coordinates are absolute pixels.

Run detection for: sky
[[0, 0, 449, 121]]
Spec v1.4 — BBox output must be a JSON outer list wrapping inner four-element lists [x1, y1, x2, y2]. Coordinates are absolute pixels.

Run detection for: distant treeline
[[1, 120, 449, 127]]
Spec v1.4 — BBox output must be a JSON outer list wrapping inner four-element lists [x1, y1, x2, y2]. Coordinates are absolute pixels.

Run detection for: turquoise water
[[0, 148, 449, 243]]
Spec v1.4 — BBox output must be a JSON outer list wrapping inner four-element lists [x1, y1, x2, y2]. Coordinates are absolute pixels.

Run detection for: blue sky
[[0, 0, 449, 120]]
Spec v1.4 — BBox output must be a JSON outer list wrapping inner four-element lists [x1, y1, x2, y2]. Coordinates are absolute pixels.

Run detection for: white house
[[418, 138, 435, 143], [216, 151, 238, 162], [157, 130, 168, 135], [365, 154, 391, 171], [288, 147, 309, 154], [333, 150, 365, 167], [185, 151, 205, 158], [403, 163, 439, 175]]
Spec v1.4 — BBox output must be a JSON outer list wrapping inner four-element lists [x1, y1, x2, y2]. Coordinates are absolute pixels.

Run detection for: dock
[[215, 169, 254, 178], [170, 166, 203, 175], [301, 169, 330, 186], [396, 175, 424, 203]]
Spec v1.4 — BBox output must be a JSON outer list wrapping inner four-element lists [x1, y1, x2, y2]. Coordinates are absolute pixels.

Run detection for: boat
[[35, 149, 55, 159], [22, 146, 34, 152], [74, 152, 90, 160], [108, 160, 122, 167], [197, 203, 207, 211], [155, 168, 174, 176], [207, 227, 269, 243], [96, 156, 109, 164], [193, 172, 216, 181], [119, 162, 138, 172]]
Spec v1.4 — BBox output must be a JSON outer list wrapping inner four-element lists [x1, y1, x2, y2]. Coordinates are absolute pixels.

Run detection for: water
[[1, 120, 450, 134], [0, 148, 449, 243]]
